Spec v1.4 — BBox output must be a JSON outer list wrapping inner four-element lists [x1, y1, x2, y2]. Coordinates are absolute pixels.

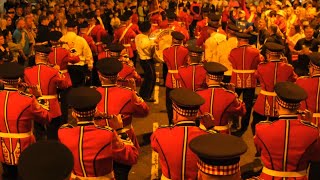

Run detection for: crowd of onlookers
[[0, 0, 319, 74]]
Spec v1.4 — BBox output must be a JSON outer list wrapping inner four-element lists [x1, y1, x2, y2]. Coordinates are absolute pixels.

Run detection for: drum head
[[149, 29, 173, 62]]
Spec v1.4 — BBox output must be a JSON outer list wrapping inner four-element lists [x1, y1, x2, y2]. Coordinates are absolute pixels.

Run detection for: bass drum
[[149, 29, 173, 62]]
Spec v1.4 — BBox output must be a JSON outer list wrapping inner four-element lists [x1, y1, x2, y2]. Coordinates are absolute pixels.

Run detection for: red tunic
[[176, 63, 207, 91], [151, 121, 211, 180], [255, 115, 320, 180], [253, 60, 297, 117], [296, 75, 320, 127], [195, 18, 208, 37], [113, 25, 136, 58], [229, 44, 262, 88], [58, 121, 138, 178], [97, 50, 110, 60], [131, 13, 139, 24], [80, 33, 97, 55], [87, 25, 108, 53], [150, 14, 162, 25], [96, 85, 149, 149], [163, 45, 189, 88], [48, 46, 80, 87], [118, 63, 142, 87], [159, 20, 180, 29], [24, 64, 68, 118], [197, 86, 246, 133], [0, 89, 50, 165]]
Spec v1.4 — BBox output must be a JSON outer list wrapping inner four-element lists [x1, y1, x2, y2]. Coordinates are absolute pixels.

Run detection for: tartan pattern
[[276, 97, 300, 110], [207, 74, 224, 81], [101, 75, 118, 82], [197, 159, 240, 175], [36, 52, 49, 57], [310, 62, 320, 70], [266, 49, 283, 56], [2, 79, 19, 85], [189, 52, 203, 57], [172, 103, 199, 117], [109, 51, 121, 57], [73, 109, 96, 118]]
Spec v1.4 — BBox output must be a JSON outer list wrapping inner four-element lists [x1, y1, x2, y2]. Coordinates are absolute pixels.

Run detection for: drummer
[[135, 21, 157, 102], [159, 10, 180, 30]]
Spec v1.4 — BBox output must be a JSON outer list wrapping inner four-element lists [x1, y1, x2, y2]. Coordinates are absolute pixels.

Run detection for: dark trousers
[[34, 117, 61, 141], [162, 63, 168, 85], [60, 88, 70, 125], [166, 87, 174, 125], [139, 60, 156, 99], [91, 56, 101, 86], [113, 162, 132, 180], [47, 117, 61, 140], [189, 19, 198, 38], [222, 75, 231, 83], [235, 88, 255, 131], [27, 55, 35, 67], [251, 111, 278, 135], [68, 65, 88, 88], [132, 51, 138, 67], [309, 162, 320, 180], [2, 164, 17, 180]]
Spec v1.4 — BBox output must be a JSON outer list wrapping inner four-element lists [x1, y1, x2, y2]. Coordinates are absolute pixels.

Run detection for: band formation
[[0, 0, 320, 179]]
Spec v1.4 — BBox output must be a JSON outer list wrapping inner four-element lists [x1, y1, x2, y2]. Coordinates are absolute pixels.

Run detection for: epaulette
[[257, 120, 273, 125], [158, 125, 172, 129], [224, 89, 237, 95], [297, 76, 309, 79], [195, 88, 206, 92], [18, 91, 33, 98], [259, 61, 268, 65], [60, 124, 74, 129], [206, 129, 218, 134], [94, 125, 114, 132], [300, 120, 318, 129]]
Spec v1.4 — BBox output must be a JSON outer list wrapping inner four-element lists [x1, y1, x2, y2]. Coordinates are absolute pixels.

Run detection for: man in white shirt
[[204, 22, 227, 64], [135, 21, 156, 102], [60, 21, 93, 87]]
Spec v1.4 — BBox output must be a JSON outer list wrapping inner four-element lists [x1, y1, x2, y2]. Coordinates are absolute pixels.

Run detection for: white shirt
[[135, 34, 154, 60], [205, 32, 227, 63], [60, 31, 93, 70], [223, 37, 238, 76]]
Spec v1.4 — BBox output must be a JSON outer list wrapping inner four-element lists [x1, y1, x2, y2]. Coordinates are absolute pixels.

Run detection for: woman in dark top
[[0, 33, 13, 64]]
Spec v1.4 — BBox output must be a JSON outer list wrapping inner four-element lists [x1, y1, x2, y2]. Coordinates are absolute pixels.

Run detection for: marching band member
[[254, 82, 320, 180], [113, 13, 137, 60], [135, 22, 156, 102], [197, 62, 246, 134], [151, 88, 215, 180], [48, 31, 80, 124], [176, 45, 207, 92], [0, 63, 50, 180], [229, 32, 262, 136], [24, 45, 68, 140], [95, 58, 149, 180], [60, 20, 94, 87], [252, 42, 297, 135], [204, 21, 227, 63], [59, 87, 139, 180], [163, 31, 189, 125]]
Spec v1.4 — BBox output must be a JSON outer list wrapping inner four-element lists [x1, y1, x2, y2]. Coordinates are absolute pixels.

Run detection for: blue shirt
[[13, 29, 30, 56]]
